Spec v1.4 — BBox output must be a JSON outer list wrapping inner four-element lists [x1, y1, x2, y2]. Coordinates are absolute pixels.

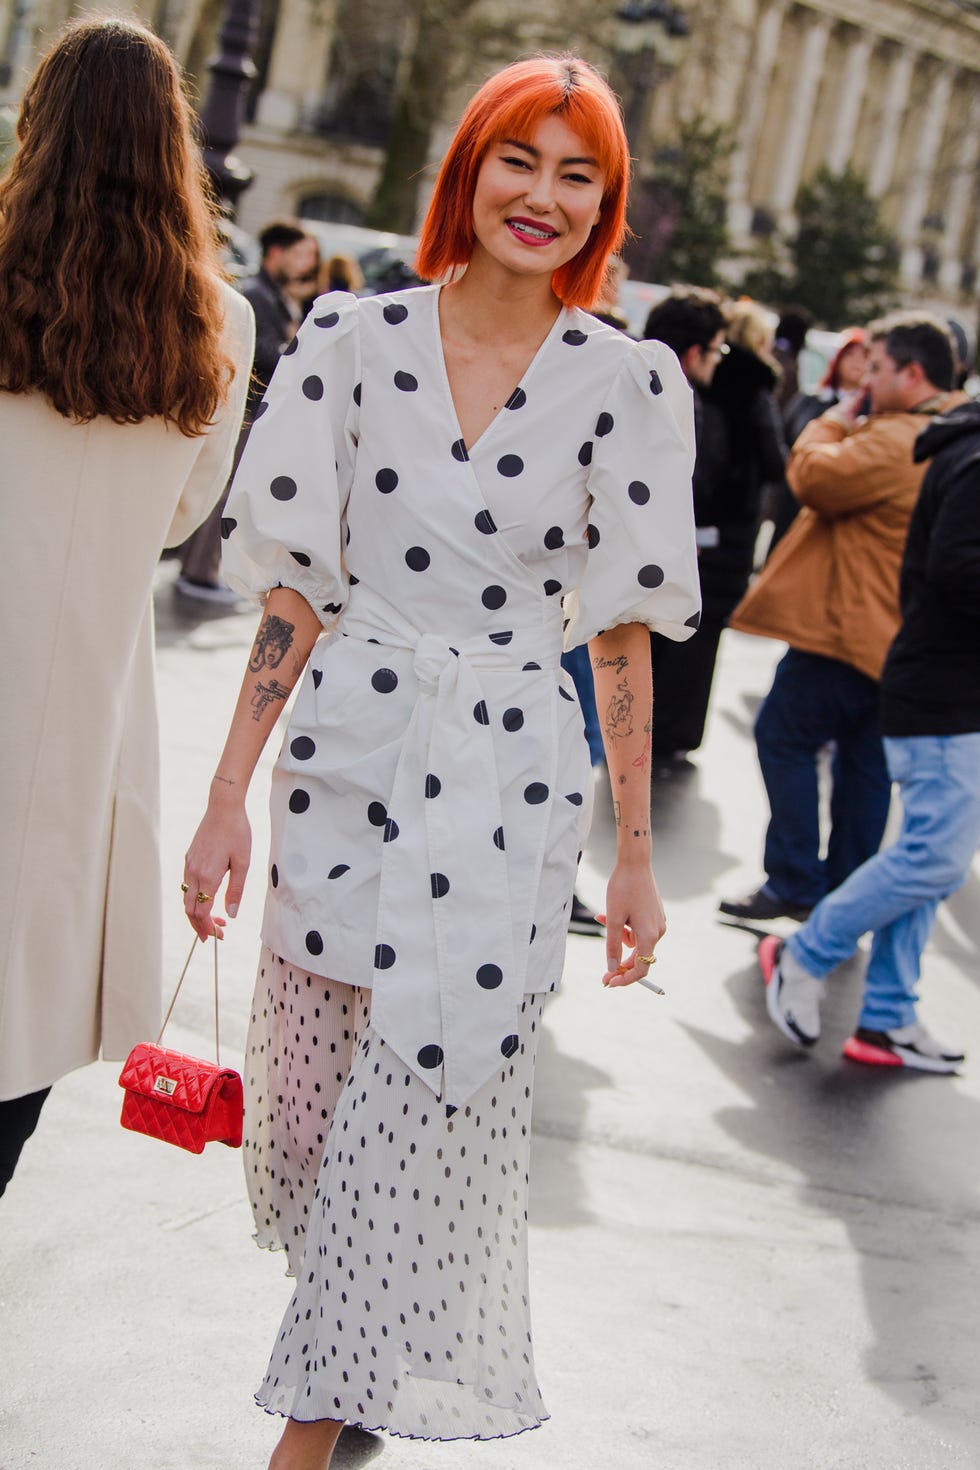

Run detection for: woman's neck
[[440, 253, 563, 349]]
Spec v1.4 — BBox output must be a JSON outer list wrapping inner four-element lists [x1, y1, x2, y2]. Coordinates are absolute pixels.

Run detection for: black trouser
[[0, 1088, 50, 1197]]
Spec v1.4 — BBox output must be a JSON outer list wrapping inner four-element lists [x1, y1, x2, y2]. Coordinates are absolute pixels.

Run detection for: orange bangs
[[415, 56, 631, 310]]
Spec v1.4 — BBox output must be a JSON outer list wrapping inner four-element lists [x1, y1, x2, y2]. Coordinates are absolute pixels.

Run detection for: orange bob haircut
[[415, 56, 630, 310]]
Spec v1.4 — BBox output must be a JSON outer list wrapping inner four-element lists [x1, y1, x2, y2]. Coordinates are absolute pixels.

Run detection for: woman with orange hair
[[0, 18, 253, 1193], [184, 55, 698, 1466]]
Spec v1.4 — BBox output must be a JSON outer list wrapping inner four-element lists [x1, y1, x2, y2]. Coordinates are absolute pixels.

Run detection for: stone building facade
[[1, 0, 978, 304]]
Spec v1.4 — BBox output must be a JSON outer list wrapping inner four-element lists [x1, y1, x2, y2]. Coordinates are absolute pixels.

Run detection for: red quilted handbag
[[118, 936, 243, 1154]]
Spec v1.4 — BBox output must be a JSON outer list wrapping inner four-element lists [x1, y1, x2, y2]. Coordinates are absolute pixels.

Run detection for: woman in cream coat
[[0, 18, 254, 1190]]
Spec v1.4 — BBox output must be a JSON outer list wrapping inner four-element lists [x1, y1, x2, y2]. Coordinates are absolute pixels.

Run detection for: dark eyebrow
[[501, 138, 599, 167]]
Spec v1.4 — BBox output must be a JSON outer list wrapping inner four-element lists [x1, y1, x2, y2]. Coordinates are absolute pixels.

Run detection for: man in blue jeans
[[759, 397, 980, 1071], [721, 315, 963, 922]]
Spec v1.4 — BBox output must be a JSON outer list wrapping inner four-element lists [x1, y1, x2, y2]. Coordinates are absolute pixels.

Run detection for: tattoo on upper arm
[[604, 678, 635, 741], [250, 678, 289, 721], [249, 614, 295, 672]]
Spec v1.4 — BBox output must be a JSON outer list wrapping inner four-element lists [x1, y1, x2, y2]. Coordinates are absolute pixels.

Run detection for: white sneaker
[[758, 936, 822, 1048], [844, 1022, 964, 1074]]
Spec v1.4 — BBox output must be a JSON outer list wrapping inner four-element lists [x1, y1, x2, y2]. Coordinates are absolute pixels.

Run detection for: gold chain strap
[[155, 935, 221, 1064]]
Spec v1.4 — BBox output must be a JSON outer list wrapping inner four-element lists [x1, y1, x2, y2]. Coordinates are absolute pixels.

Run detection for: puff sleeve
[[221, 290, 360, 627], [562, 338, 700, 651]]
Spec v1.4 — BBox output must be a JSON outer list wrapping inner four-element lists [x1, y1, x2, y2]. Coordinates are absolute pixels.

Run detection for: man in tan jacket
[[719, 314, 962, 922]]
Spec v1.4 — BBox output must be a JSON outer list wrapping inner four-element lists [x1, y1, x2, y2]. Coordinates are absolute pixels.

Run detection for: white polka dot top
[[223, 285, 699, 1107]]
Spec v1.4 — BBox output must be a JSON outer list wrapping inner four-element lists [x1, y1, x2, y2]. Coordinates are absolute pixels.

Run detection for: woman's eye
[[565, 172, 593, 185], [501, 155, 531, 169]]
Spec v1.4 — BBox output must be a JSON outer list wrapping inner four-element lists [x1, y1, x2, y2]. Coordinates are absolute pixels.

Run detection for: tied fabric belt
[[341, 619, 563, 1108]]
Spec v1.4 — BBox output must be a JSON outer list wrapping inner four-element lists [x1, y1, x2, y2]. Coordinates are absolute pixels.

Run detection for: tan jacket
[[0, 283, 254, 1100], [729, 396, 964, 681]]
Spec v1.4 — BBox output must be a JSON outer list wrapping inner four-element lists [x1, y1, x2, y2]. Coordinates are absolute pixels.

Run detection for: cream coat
[[0, 283, 254, 1100]]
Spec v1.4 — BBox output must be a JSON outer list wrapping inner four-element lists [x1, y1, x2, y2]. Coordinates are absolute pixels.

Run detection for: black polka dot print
[[383, 303, 409, 325], [405, 546, 431, 572], [220, 517, 237, 539], [578, 441, 593, 466], [481, 585, 507, 611], [474, 510, 496, 535], [245, 949, 548, 1439], [302, 375, 324, 401], [497, 454, 524, 478], [502, 707, 524, 732], [562, 329, 587, 346], [544, 526, 565, 550], [505, 388, 527, 410], [686, 610, 701, 629], [376, 468, 398, 494], [649, 369, 664, 395], [291, 736, 316, 760], [638, 563, 665, 588], [424, 774, 441, 798], [271, 476, 297, 501], [394, 371, 418, 392], [314, 310, 340, 329], [628, 480, 651, 505], [451, 439, 469, 463], [523, 782, 549, 805], [371, 669, 398, 694], [289, 789, 311, 814], [595, 411, 614, 436], [586, 524, 600, 549], [291, 550, 312, 567]]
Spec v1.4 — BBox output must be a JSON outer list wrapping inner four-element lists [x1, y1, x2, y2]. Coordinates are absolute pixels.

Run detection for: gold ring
[[180, 882, 189, 894], [636, 953, 656, 965], [196, 891, 213, 903]]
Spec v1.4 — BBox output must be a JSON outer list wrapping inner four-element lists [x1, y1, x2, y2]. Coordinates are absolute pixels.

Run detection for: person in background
[[772, 305, 813, 414], [0, 17, 253, 1193], [783, 328, 868, 447], [645, 293, 785, 765], [176, 219, 318, 605], [324, 252, 364, 295], [759, 393, 980, 1073], [721, 314, 963, 924]]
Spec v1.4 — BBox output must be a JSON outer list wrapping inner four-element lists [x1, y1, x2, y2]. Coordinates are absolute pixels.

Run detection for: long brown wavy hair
[[0, 17, 233, 435]]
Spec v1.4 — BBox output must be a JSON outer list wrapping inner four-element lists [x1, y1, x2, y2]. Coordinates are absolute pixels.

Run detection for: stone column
[[898, 65, 954, 284], [867, 46, 916, 199], [939, 88, 980, 294], [825, 30, 874, 175], [771, 12, 832, 223], [726, 0, 785, 240]]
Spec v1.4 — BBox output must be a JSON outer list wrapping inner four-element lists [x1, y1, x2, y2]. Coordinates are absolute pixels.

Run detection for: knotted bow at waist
[[340, 618, 564, 1107]]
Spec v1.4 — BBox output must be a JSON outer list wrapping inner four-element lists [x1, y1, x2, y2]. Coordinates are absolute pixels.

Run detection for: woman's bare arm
[[183, 586, 323, 939], [589, 622, 666, 986]]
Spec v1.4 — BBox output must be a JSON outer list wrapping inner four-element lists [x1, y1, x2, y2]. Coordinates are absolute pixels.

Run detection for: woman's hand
[[600, 860, 666, 988], [182, 783, 252, 941]]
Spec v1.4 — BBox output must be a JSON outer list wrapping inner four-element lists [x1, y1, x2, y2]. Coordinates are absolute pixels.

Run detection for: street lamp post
[[610, 0, 688, 155], [197, 0, 260, 217]]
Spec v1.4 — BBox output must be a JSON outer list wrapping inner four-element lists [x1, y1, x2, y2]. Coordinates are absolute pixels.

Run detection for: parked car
[[299, 220, 422, 292]]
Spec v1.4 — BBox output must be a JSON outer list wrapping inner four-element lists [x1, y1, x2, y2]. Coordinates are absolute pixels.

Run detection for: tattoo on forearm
[[632, 732, 652, 771], [249, 614, 295, 672], [592, 653, 629, 675], [613, 799, 622, 827], [213, 775, 236, 787], [250, 678, 289, 721], [605, 678, 635, 742]]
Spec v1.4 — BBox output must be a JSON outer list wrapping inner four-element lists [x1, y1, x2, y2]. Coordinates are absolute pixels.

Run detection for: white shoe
[[759, 936, 822, 1048], [844, 1022, 964, 1074]]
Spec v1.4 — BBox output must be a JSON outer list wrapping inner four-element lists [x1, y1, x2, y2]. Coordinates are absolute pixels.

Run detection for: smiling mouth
[[505, 218, 560, 245]]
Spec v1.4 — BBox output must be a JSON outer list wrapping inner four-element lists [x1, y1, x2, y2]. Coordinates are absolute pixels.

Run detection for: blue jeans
[[787, 733, 980, 1031], [561, 645, 604, 767], [755, 650, 891, 906]]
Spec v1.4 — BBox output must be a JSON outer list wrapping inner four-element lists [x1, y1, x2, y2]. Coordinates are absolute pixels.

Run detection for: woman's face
[[836, 341, 868, 391], [469, 114, 606, 282]]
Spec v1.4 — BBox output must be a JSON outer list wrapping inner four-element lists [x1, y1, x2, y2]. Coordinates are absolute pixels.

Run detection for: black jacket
[[693, 345, 787, 618], [880, 400, 980, 736]]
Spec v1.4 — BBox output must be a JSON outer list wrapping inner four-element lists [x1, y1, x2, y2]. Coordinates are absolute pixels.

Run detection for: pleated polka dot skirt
[[244, 947, 549, 1441]]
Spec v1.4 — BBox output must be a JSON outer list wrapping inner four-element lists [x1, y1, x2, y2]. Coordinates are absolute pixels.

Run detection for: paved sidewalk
[[2, 563, 978, 1470]]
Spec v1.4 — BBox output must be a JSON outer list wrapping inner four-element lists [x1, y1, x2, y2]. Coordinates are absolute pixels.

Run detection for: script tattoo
[[592, 652, 628, 675], [250, 679, 289, 721], [605, 678, 635, 742], [249, 614, 295, 672]]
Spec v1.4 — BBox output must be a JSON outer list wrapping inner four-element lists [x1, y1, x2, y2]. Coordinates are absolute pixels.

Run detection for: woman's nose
[[523, 171, 556, 213]]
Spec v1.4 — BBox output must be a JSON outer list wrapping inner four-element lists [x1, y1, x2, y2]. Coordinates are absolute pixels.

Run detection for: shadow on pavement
[[682, 950, 980, 1445]]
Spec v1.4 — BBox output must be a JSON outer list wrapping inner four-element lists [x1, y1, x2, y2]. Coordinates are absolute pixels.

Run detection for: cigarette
[[636, 975, 666, 997]]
